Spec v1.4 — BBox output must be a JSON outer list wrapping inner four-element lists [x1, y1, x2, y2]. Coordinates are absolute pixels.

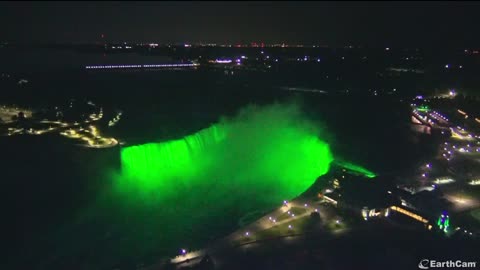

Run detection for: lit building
[[321, 175, 397, 220]]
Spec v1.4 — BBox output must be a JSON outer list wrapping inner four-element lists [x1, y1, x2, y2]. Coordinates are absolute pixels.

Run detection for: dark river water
[[0, 48, 437, 270]]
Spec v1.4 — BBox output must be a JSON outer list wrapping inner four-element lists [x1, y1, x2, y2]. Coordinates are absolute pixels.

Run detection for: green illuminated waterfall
[[116, 103, 334, 209]]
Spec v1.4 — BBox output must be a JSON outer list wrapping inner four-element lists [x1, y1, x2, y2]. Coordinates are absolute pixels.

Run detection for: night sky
[[1, 1, 480, 47]]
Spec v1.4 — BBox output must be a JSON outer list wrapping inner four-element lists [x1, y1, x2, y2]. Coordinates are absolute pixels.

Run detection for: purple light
[[181, 249, 186, 255], [215, 59, 232, 64]]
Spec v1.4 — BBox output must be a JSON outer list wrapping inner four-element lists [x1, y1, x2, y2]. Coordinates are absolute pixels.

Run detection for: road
[[167, 198, 338, 269]]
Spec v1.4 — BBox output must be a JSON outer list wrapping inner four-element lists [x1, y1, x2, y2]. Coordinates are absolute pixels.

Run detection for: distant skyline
[[1, 1, 480, 48]]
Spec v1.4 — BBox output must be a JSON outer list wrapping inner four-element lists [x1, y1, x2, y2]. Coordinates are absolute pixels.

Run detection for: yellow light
[[390, 206, 428, 223]]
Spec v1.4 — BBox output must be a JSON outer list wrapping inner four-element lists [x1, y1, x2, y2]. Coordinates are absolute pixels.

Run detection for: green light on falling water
[[335, 160, 377, 178], [116, 103, 334, 209]]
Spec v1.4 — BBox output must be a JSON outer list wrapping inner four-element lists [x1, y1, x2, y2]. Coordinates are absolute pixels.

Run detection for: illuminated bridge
[[85, 63, 199, 70]]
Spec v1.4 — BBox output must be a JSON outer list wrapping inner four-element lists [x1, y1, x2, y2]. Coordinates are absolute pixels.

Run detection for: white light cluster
[[85, 63, 198, 69]]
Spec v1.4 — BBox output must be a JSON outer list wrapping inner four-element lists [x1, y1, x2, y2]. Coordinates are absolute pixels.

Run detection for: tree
[[195, 254, 215, 270], [161, 261, 176, 270], [310, 211, 321, 222]]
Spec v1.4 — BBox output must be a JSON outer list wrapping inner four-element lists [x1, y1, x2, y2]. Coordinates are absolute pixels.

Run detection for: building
[[320, 174, 398, 220]]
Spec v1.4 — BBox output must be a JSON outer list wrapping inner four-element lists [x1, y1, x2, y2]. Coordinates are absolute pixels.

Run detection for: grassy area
[[326, 218, 348, 232], [471, 209, 480, 223], [234, 215, 319, 246], [275, 207, 306, 222], [463, 186, 480, 198]]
